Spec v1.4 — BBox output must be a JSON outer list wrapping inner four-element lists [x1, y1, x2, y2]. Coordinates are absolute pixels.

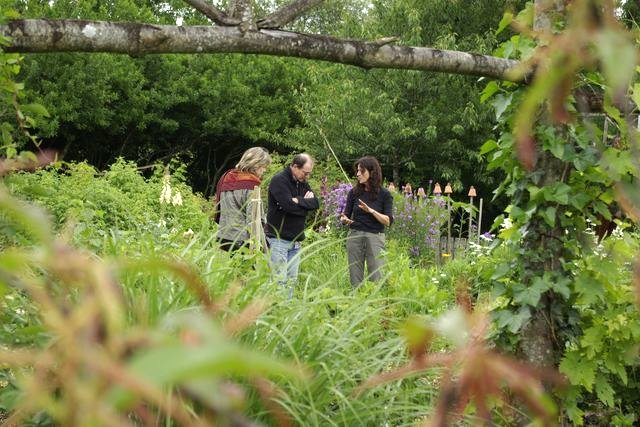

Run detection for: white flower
[[183, 228, 194, 237], [160, 175, 172, 204], [612, 226, 624, 239], [434, 308, 469, 348], [171, 191, 183, 206], [157, 219, 167, 228], [501, 217, 513, 230]]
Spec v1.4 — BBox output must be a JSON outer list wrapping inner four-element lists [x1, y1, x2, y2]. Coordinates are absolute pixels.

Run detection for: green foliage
[[0, 157, 482, 425], [479, 6, 640, 422], [557, 228, 640, 423], [2, 159, 212, 251], [0, 8, 49, 157]]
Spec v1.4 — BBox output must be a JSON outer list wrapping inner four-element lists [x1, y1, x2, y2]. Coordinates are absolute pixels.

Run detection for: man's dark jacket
[[266, 167, 319, 241]]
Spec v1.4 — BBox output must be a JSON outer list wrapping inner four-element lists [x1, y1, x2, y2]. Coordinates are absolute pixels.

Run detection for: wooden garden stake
[[477, 198, 483, 242], [468, 186, 476, 248], [444, 183, 452, 256], [434, 183, 442, 265]]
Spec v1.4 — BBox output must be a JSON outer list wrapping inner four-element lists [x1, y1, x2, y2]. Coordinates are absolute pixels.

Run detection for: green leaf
[[560, 351, 596, 390], [600, 148, 632, 181], [595, 374, 615, 407], [480, 139, 498, 155], [129, 342, 303, 385], [570, 192, 591, 211], [544, 183, 571, 205], [581, 326, 604, 359], [604, 353, 628, 385], [400, 316, 434, 354], [496, 12, 513, 35], [480, 81, 500, 103], [493, 306, 530, 334], [564, 389, 586, 426], [20, 103, 50, 118], [513, 277, 549, 307], [491, 261, 512, 281], [575, 272, 604, 305], [553, 276, 571, 300], [541, 206, 557, 227], [548, 138, 565, 159], [527, 185, 542, 202], [491, 93, 513, 121], [596, 30, 637, 97], [632, 83, 640, 109]]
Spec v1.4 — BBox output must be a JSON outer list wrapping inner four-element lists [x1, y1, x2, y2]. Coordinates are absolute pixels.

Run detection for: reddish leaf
[[517, 135, 538, 171], [549, 74, 573, 124]]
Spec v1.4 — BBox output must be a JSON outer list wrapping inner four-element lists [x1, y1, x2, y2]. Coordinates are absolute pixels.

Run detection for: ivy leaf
[[548, 137, 565, 159], [541, 206, 557, 227], [513, 277, 549, 307], [493, 306, 530, 334], [553, 276, 571, 300], [544, 183, 571, 205], [527, 185, 542, 202], [593, 200, 612, 220], [569, 192, 591, 211]]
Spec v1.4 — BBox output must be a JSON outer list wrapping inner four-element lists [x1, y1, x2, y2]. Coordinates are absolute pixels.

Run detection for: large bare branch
[[0, 19, 523, 82], [229, 0, 257, 31], [182, 0, 240, 26], [257, 0, 324, 29]]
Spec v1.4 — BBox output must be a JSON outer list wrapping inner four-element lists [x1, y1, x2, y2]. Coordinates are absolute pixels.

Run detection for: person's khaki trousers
[[346, 230, 386, 287]]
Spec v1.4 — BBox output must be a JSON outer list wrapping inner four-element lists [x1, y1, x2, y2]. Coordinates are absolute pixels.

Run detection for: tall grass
[[1, 161, 477, 425]]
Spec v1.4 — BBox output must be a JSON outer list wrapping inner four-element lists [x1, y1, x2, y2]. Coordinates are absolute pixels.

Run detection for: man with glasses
[[265, 153, 319, 296]]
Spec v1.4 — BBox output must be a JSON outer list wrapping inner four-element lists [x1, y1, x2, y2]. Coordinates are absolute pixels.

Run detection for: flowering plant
[[319, 180, 352, 234], [388, 192, 447, 264]]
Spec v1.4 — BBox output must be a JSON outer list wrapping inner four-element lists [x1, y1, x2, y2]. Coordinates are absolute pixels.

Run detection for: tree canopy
[[0, 0, 524, 196]]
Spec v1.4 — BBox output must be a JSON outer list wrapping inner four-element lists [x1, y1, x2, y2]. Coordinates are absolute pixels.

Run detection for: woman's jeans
[[346, 230, 385, 287]]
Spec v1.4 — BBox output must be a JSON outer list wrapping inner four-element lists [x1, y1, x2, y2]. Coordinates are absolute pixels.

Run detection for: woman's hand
[[339, 214, 353, 225], [358, 199, 373, 213], [358, 199, 390, 226]]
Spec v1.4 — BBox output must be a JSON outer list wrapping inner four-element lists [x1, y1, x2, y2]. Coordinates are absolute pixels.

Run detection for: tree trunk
[[517, 0, 567, 373]]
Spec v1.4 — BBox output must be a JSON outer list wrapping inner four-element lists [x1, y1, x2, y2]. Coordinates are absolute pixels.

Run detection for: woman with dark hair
[[339, 156, 393, 287]]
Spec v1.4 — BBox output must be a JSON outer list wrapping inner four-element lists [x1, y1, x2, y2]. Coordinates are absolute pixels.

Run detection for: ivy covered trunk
[[484, 0, 640, 421], [518, 151, 567, 370]]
